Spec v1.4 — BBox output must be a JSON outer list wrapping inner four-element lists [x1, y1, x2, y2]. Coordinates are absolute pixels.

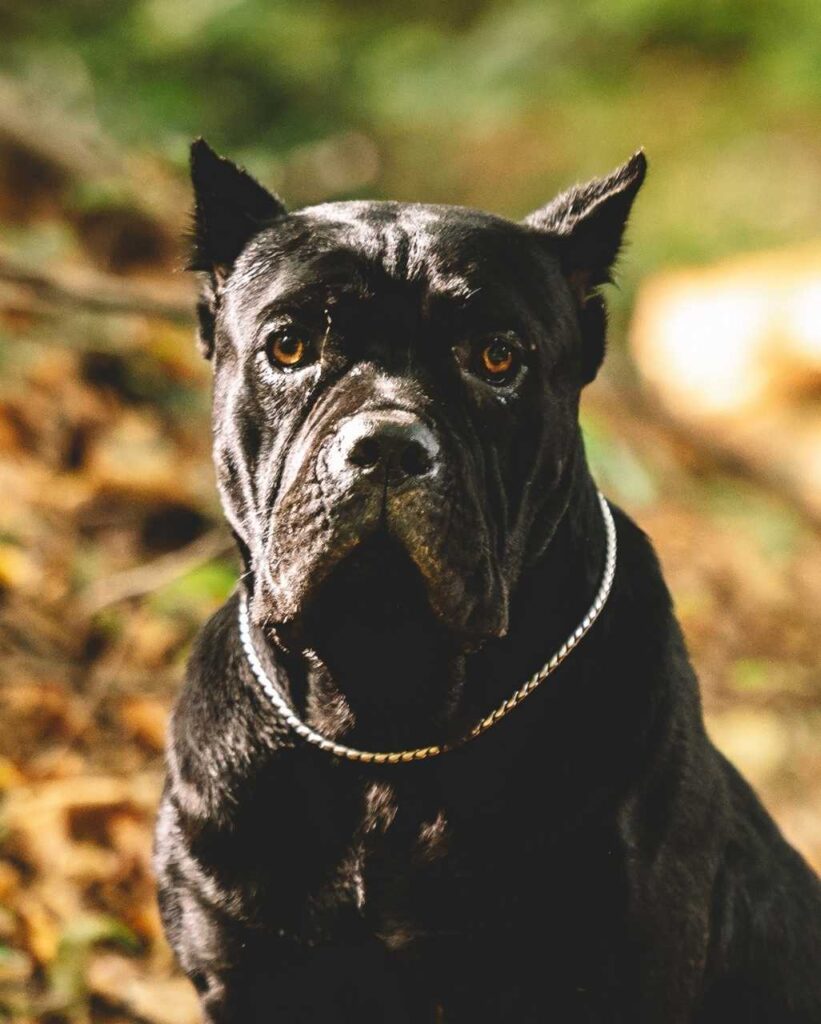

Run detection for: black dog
[[154, 139, 821, 1022]]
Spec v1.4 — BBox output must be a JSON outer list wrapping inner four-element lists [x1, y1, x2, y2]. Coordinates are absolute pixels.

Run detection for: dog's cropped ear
[[188, 138, 287, 357], [524, 150, 646, 383]]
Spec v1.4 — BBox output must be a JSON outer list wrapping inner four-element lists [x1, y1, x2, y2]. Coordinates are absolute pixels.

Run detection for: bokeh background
[[1, 2, 820, 1021]]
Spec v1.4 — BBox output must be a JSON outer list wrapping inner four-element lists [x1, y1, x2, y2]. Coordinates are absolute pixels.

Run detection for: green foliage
[[46, 915, 140, 1014], [3, 0, 821, 296], [704, 480, 803, 559], [582, 412, 658, 508], [150, 558, 238, 619]]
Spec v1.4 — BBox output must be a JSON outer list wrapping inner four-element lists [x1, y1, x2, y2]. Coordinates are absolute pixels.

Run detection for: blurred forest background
[[1, 1, 820, 1021]]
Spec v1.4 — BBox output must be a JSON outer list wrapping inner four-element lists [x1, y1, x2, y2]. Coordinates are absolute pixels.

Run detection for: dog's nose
[[328, 411, 440, 487]]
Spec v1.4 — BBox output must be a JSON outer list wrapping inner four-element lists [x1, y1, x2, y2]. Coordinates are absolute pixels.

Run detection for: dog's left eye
[[474, 335, 520, 384], [266, 330, 312, 370], [482, 340, 513, 375]]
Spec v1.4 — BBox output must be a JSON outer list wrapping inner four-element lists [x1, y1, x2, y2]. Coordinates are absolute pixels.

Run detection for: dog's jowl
[[154, 139, 821, 1022]]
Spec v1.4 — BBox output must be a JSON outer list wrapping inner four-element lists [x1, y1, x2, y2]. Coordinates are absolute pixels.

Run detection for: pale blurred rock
[[632, 246, 821, 418], [630, 246, 821, 520]]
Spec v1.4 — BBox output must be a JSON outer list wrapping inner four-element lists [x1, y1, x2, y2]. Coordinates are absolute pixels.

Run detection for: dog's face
[[190, 141, 645, 653]]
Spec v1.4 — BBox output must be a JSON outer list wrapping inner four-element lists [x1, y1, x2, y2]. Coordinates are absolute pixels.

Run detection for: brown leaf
[[87, 953, 200, 1024], [118, 696, 170, 752]]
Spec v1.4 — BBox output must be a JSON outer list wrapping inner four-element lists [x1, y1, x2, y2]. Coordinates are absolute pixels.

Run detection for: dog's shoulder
[[166, 592, 292, 828], [699, 752, 821, 1019], [173, 591, 246, 736]]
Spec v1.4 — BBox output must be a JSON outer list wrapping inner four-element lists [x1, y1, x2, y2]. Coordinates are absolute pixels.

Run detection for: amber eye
[[480, 338, 516, 379], [267, 331, 308, 369]]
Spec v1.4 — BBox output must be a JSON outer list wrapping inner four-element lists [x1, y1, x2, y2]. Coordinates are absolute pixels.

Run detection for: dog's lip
[[268, 518, 495, 649], [264, 456, 507, 643], [302, 525, 435, 611], [275, 527, 440, 646]]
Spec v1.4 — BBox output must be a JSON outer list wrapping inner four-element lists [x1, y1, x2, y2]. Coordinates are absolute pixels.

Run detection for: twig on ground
[[80, 529, 234, 614]]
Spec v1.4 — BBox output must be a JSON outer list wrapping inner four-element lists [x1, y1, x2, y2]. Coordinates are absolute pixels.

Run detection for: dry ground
[[0, 279, 818, 1023]]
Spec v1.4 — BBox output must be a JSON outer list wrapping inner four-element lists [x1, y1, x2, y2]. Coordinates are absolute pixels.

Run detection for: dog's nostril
[[338, 415, 439, 482], [348, 436, 382, 469], [399, 441, 432, 478]]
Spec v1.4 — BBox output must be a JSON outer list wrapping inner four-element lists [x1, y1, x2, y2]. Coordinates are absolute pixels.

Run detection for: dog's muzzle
[[259, 404, 506, 639]]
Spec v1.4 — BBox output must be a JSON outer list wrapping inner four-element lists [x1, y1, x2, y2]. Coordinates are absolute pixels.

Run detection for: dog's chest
[[313, 781, 462, 949]]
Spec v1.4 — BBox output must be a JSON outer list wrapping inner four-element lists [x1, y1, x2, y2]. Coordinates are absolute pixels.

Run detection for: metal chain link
[[238, 490, 617, 764]]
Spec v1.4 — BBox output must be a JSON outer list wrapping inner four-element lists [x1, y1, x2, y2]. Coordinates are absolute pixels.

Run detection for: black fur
[[155, 140, 821, 1022]]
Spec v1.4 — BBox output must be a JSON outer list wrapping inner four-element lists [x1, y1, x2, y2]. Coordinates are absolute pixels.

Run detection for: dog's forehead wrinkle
[[226, 206, 552, 351], [297, 199, 474, 232], [287, 201, 527, 288]]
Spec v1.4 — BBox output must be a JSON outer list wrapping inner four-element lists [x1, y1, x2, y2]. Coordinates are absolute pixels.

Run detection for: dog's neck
[[458, 464, 606, 732], [257, 455, 606, 752]]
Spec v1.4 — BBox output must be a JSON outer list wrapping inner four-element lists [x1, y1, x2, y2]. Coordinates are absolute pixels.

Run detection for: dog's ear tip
[[603, 150, 647, 200], [625, 149, 648, 184], [186, 142, 287, 277], [189, 137, 223, 176]]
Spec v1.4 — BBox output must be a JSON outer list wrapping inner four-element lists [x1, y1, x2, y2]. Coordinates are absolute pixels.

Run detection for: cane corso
[[154, 139, 821, 1022]]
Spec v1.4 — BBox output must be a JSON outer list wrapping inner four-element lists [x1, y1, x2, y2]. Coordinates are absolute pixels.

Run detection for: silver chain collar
[[238, 489, 617, 764]]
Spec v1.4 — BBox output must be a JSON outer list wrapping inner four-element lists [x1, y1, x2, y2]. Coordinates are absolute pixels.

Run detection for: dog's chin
[[263, 532, 505, 657], [258, 515, 508, 649], [269, 532, 469, 737], [250, 523, 509, 743], [273, 530, 460, 654], [307, 532, 442, 634]]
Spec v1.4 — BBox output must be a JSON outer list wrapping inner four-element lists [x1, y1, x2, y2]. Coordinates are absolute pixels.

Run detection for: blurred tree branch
[[0, 248, 194, 323]]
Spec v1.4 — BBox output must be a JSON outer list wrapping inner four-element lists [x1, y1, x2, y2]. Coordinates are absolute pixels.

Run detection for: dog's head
[[190, 140, 645, 654]]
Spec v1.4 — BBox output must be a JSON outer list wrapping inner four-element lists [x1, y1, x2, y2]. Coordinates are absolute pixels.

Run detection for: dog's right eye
[[265, 330, 312, 370]]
